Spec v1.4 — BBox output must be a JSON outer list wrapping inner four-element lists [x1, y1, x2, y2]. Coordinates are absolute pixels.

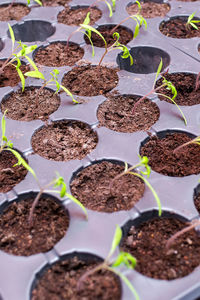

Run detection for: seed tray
[[0, 0, 200, 299]]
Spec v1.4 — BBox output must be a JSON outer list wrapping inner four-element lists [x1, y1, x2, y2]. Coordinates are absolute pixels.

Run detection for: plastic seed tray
[[0, 0, 200, 299]]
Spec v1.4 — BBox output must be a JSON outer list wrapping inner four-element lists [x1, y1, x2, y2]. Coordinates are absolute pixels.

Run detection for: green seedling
[[166, 218, 200, 250], [89, 0, 116, 17], [24, 68, 78, 104], [110, 1, 147, 38], [0, 24, 39, 91], [173, 135, 200, 154], [28, 171, 88, 226], [186, 12, 200, 30], [132, 59, 187, 126], [0, 111, 87, 224], [80, 24, 133, 66], [109, 155, 162, 217], [78, 225, 139, 300]]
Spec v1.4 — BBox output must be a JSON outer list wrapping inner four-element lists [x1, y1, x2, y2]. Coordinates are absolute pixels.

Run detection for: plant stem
[[110, 15, 132, 34], [166, 219, 200, 250], [77, 262, 105, 291]]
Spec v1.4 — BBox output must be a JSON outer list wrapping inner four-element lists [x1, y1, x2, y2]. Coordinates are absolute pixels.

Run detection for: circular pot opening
[[97, 94, 160, 133], [84, 24, 133, 48], [70, 159, 145, 212], [1, 86, 61, 122], [159, 16, 200, 39], [30, 252, 122, 299], [140, 129, 200, 177], [126, 1, 170, 18], [8, 21, 56, 42], [117, 46, 170, 74], [0, 192, 70, 256], [31, 120, 98, 161], [120, 210, 200, 279], [57, 5, 102, 26], [33, 41, 84, 67]]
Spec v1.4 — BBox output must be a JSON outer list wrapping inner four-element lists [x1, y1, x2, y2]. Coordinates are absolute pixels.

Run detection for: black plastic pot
[[0, 0, 200, 299]]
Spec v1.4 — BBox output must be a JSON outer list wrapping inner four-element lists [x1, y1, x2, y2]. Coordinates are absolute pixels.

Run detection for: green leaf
[[113, 32, 120, 42], [83, 31, 95, 56], [16, 45, 37, 57], [24, 70, 45, 80], [80, 24, 107, 48], [134, 22, 140, 38], [8, 23, 15, 50], [34, 0, 43, 5], [153, 58, 163, 88], [112, 0, 116, 11], [66, 192, 88, 220], [105, 0, 113, 17], [108, 225, 122, 258], [83, 12, 91, 25], [1, 110, 7, 142], [25, 55, 38, 71], [112, 252, 137, 269], [60, 85, 78, 104], [16, 68, 25, 92]]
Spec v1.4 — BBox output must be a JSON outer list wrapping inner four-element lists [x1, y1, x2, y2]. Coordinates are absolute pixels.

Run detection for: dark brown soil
[[140, 132, 200, 177], [70, 160, 145, 212], [62, 65, 119, 96], [0, 150, 28, 193], [31, 255, 121, 300], [0, 3, 30, 21], [0, 60, 30, 88], [97, 94, 160, 133], [194, 193, 200, 214], [127, 2, 170, 18], [121, 217, 200, 280], [42, 0, 70, 7], [160, 17, 200, 39], [1, 87, 60, 122], [33, 42, 84, 67], [156, 73, 200, 106], [31, 120, 98, 161], [0, 195, 69, 256], [84, 25, 133, 48], [57, 6, 102, 26]]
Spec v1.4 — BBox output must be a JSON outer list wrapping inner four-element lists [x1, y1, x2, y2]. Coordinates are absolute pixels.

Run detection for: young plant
[[78, 225, 139, 300], [28, 172, 88, 226], [0, 24, 39, 91], [109, 155, 162, 216], [80, 24, 133, 66], [173, 135, 200, 154], [89, 0, 117, 17], [110, 1, 147, 38], [24, 68, 78, 104], [186, 12, 200, 30], [132, 59, 187, 126]]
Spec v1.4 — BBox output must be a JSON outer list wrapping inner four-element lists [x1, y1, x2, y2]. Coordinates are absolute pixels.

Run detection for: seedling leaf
[[24, 70, 45, 80], [66, 192, 88, 220], [25, 55, 39, 71], [16, 45, 37, 57], [80, 24, 107, 48], [16, 67, 25, 91], [8, 23, 15, 50], [60, 85, 78, 104], [108, 225, 122, 258], [112, 252, 137, 269], [105, 0, 113, 17], [83, 12, 91, 25]]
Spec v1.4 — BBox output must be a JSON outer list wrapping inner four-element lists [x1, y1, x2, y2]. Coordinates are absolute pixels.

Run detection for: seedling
[[132, 59, 187, 126], [78, 225, 139, 300], [109, 155, 162, 216], [173, 135, 200, 154], [186, 12, 200, 30], [80, 24, 133, 66], [0, 111, 87, 224], [24, 68, 78, 104], [89, 0, 117, 17], [166, 218, 200, 250], [0, 24, 39, 91], [110, 1, 147, 38]]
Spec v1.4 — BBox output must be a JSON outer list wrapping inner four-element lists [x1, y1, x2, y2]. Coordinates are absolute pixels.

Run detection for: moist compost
[[0, 150, 28, 193], [0, 61, 30, 88], [31, 255, 121, 300], [0, 195, 69, 256], [121, 217, 200, 280], [156, 73, 200, 106], [160, 17, 200, 39], [127, 2, 170, 18], [42, 0, 70, 7], [62, 65, 119, 96], [97, 94, 160, 133], [33, 42, 84, 67], [70, 160, 145, 212], [0, 3, 30, 21], [31, 120, 98, 161], [140, 132, 200, 177], [84, 25, 133, 47], [57, 6, 102, 26], [1, 87, 60, 121]]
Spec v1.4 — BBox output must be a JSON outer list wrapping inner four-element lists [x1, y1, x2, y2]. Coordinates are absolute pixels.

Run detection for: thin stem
[[98, 48, 108, 66], [166, 220, 200, 250], [67, 28, 81, 48], [110, 15, 132, 34], [173, 139, 197, 154], [77, 262, 105, 291], [0, 45, 21, 74]]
